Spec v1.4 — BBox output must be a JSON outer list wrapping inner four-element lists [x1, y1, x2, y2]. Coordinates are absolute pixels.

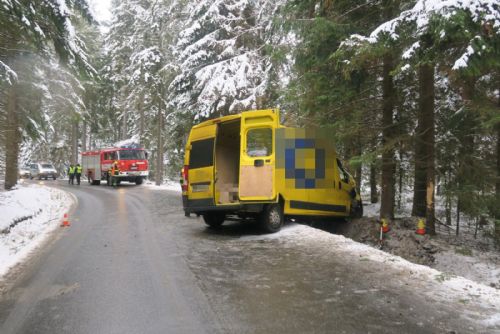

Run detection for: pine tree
[[0, 0, 95, 189], [169, 0, 284, 120], [349, 0, 499, 233]]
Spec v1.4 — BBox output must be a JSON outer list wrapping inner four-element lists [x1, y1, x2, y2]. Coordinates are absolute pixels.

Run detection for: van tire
[[203, 212, 225, 228], [260, 204, 283, 233]]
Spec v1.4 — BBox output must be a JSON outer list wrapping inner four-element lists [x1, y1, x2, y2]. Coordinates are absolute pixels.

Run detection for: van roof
[[191, 109, 279, 130], [191, 114, 241, 130]]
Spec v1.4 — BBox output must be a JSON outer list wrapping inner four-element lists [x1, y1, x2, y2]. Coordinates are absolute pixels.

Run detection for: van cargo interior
[[215, 120, 240, 204]]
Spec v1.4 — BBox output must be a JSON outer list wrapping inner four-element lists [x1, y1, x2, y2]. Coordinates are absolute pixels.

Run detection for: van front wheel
[[203, 212, 225, 228], [260, 204, 283, 233]]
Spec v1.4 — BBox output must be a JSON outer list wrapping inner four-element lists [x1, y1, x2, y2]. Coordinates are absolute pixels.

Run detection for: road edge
[[0, 184, 77, 295]]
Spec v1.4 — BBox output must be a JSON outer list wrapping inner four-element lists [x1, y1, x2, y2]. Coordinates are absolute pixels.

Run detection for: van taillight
[[181, 165, 189, 191]]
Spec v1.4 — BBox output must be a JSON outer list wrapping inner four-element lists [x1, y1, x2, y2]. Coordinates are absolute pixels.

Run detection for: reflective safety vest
[[112, 165, 120, 176], [76, 166, 82, 174], [69, 166, 75, 174]]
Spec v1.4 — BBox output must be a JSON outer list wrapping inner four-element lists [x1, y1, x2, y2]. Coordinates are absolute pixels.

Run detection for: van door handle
[[254, 159, 264, 167]]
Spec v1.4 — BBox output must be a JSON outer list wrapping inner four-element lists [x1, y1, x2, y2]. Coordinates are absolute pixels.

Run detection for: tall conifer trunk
[[352, 144, 362, 193], [4, 85, 20, 190], [156, 107, 163, 186], [122, 109, 128, 140], [71, 121, 78, 164], [495, 105, 500, 246], [420, 63, 435, 234], [412, 119, 427, 216], [370, 163, 378, 203], [81, 121, 87, 152], [380, 53, 396, 220], [138, 95, 144, 142], [456, 78, 476, 235]]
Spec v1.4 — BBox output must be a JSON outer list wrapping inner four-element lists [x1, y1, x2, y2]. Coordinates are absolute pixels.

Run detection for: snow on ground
[[361, 192, 500, 289], [435, 250, 500, 289], [0, 182, 74, 278], [240, 223, 500, 327], [143, 179, 181, 192]]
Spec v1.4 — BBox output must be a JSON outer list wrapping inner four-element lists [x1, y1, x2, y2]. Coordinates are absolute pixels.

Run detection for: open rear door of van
[[239, 110, 279, 201], [187, 124, 217, 207]]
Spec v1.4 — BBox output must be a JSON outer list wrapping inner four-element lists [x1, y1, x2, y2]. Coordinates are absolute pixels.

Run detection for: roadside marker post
[[381, 218, 390, 233], [61, 213, 71, 227], [416, 218, 425, 235], [378, 225, 384, 249]]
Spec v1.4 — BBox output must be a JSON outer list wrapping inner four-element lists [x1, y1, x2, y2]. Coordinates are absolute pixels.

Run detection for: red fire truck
[[81, 145, 149, 185]]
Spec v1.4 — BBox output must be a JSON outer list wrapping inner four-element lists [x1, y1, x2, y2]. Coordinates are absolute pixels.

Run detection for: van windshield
[[42, 164, 54, 169], [118, 150, 145, 160]]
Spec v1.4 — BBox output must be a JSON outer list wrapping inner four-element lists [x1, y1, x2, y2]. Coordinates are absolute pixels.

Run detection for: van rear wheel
[[260, 204, 283, 233], [203, 212, 226, 228]]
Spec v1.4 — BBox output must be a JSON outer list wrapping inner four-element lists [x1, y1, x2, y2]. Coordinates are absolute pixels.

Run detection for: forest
[[0, 0, 499, 242]]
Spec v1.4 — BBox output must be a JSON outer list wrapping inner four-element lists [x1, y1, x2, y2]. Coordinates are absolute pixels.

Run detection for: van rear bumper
[[183, 196, 263, 214]]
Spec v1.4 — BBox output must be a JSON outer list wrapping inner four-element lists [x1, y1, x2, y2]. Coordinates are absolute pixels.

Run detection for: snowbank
[[143, 180, 181, 193], [240, 223, 500, 327], [0, 183, 74, 277]]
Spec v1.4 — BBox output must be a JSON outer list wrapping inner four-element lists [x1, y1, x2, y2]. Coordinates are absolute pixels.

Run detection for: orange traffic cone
[[61, 213, 70, 227], [416, 218, 425, 235], [381, 218, 390, 233]]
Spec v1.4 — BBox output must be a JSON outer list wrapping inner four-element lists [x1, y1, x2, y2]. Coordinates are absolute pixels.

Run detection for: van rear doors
[[187, 124, 217, 206], [239, 110, 279, 201]]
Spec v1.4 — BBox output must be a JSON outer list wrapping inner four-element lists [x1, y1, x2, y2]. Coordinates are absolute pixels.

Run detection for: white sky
[[88, 0, 112, 24]]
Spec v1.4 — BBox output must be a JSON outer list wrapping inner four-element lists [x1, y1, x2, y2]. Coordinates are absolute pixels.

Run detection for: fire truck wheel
[[260, 204, 283, 233], [203, 212, 225, 228], [135, 177, 143, 185]]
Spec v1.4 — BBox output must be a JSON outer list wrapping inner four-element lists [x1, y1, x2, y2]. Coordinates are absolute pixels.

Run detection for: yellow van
[[181, 109, 362, 232]]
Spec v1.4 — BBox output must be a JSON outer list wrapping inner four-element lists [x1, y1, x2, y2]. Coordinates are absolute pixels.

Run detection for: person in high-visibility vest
[[75, 163, 82, 185], [68, 164, 75, 185], [110, 161, 120, 187]]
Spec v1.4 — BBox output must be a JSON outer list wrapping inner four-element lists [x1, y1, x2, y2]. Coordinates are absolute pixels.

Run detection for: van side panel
[[276, 128, 348, 217]]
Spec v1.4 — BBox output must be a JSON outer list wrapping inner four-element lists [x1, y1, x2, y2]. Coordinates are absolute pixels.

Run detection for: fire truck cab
[[82, 145, 149, 185]]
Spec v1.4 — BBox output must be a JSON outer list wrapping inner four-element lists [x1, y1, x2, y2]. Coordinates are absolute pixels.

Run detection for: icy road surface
[[0, 180, 499, 334]]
